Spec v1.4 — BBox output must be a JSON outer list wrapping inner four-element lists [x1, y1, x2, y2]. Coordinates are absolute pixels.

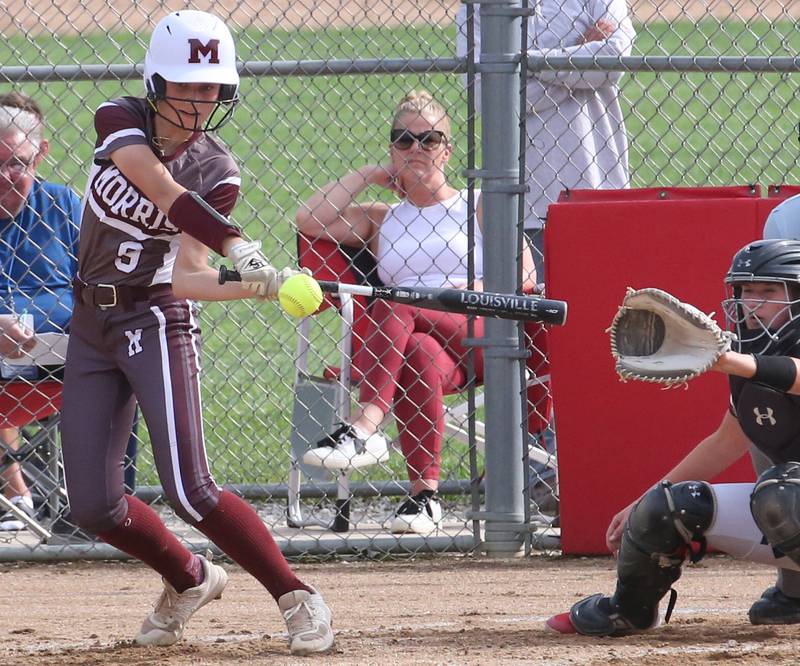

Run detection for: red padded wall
[[557, 184, 760, 203], [768, 185, 800, 199], [545, 188, 767, 554]]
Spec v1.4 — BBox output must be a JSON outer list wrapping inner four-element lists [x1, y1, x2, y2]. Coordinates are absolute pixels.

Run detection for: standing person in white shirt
[[457, 1, 635, 513], [456, 0, 635, 273]]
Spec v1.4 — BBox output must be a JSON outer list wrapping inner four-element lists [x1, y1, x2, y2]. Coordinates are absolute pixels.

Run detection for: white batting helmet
[[144, 10, 239, 105]]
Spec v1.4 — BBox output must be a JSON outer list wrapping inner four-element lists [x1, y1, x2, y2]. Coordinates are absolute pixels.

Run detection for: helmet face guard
[[722, 282, 800, 354], [144, 10, 240, 133], [146, 74, 238, 133], [723, 239, 800, 355]]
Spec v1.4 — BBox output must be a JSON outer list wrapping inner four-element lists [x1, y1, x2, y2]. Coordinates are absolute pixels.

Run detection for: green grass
[[5, 19, 798, 486]]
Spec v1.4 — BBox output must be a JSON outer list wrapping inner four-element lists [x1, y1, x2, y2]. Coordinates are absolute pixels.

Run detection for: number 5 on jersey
[[116, 241, 144, 273]]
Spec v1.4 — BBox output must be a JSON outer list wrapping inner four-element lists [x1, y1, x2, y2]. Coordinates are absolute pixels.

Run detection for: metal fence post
[[477, 0, 527, 556]]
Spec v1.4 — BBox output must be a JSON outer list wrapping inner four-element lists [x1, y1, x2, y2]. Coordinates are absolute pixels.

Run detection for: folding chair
[[287, 235, 379, 532], [287, 235, 556, 532], [0, 378, 66, 539]]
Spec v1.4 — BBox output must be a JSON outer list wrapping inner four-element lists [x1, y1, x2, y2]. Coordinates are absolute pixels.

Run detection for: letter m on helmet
[[188, 38, 220, 64]]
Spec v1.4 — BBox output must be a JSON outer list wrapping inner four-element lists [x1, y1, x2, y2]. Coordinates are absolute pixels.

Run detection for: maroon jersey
[[78, 97, 240, 286]]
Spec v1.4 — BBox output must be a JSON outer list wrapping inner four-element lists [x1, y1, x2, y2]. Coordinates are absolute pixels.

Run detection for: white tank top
[[376, 189, 483, 288]]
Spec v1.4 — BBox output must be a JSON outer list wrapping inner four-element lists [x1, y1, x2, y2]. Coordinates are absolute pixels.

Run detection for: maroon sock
[[96, 495, 202, 592], [196, 490, 311, 600]]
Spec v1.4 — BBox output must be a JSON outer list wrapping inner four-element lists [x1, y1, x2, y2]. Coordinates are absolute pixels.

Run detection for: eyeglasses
[[390, 128, 447, 151], [0, 155, 35, 176]]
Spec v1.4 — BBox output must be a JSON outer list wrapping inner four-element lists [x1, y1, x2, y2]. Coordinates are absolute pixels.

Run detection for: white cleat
[[278, 587, 334, 655], [303, 423, 390, 470], [135, 555, 228, 646]]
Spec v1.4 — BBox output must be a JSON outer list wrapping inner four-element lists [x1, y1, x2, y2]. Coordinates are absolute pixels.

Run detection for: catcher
[[548, 238, 800, 635]]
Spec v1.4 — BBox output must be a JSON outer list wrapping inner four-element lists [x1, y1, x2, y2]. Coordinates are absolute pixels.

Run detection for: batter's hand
[[227, 239, 282, 299], [605, 500, 635, 557], [256, 266, 313, 302], [0, 315, 36, 359]]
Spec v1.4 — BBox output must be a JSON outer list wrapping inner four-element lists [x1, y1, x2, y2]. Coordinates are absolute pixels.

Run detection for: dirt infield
[[2, 554, 799, 665]]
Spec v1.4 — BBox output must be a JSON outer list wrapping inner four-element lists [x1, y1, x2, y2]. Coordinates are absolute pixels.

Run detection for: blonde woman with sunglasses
[[297, 91, 541, 534]]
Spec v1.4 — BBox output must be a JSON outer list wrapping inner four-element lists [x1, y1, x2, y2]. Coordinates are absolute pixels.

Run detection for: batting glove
[[228, 239, 280, 298], [251, 267, 314, 302], [228, 240, 313, 300]]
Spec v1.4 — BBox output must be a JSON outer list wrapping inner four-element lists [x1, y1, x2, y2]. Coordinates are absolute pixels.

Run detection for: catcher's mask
[[723, 239, 800, 354], [144, 10, 239, 133]]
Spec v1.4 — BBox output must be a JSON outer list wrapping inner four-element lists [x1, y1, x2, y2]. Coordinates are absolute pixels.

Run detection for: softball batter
[[60, 10, 333, 655]]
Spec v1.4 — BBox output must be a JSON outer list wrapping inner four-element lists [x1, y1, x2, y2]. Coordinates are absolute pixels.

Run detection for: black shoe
[[749, 586, 800, 625], [569, 593, 660, 636], [0, 497, 36, 531], [302, 422, 389, 470], [390, 490, 442, 535]]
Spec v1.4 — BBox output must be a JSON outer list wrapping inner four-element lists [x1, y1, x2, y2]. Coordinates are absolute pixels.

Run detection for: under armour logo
[[188, 38, 220, 64], [753, 406, 777, 426], [688, 484, 701, 497], [125, 329, 143, 357]]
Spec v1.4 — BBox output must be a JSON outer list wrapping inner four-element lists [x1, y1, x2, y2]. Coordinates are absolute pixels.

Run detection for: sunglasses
[[390, 129, 447, 151]]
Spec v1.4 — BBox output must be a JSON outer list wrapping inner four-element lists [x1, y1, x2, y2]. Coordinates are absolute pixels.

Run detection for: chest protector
[[734, 379, 800, 463]]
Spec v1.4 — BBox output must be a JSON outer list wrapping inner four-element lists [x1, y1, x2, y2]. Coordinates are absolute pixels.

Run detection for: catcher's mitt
[[608, 287, 735, 386]]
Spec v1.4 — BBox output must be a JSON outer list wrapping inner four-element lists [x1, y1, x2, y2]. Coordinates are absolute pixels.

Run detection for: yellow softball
[[278, 273, 324, 318]]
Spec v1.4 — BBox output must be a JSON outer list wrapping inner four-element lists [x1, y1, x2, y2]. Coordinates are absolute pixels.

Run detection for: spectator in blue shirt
[[0, 92, 80, 530], [0, 93, 139, 535]]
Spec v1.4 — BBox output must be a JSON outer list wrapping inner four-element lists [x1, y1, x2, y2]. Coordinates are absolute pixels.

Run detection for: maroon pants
[[61, 295, 217, 532], [355, 300, 550, 483]]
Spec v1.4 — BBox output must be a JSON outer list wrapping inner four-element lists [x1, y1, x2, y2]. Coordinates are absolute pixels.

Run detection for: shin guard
[[611, 480, 715, 629]]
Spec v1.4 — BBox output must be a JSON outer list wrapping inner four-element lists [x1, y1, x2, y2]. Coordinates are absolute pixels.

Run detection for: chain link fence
[[0, 0, 797, 560]]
